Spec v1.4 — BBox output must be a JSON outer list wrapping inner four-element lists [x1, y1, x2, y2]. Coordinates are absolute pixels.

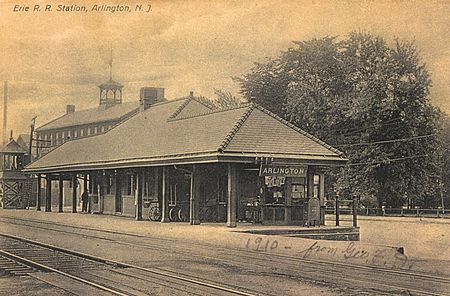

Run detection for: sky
[[0, 0, 449, 137]]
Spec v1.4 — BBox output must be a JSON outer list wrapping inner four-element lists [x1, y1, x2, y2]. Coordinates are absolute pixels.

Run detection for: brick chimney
[[140, 87, 164, 111], [66, 105, 76, 114]]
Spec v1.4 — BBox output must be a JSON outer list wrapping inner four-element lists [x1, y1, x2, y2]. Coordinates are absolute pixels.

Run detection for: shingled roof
[[25, 98, 346, 173], [0, 139, 27, 154], [36, 101, 139, 131]]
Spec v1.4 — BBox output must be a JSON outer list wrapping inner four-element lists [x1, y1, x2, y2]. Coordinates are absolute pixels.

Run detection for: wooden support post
[[190, 165, 200, 225], [154, 168, 160, 210], [161, 167, 170, 223], [72, 174, 77, 213], [306, 167, 314, 226], [318, 170, 326, 226], [319, 172, 325, 206], [58, 174, 63, 212], [36, 174, 41, 211], [115, 171, 122, 213], [335, 195, 340, 226], [86, 173, 91, 213], [45, 175, 52, 212], [84, 173, 88, 193], [227, 163, 237, 228], [352, 197, 358, 227], [307, 169, 314, 199], [190, 170, 194, 224], [284, 178, 292, 225], [98, 172, 106, 214], [136, 170, 143, 221]]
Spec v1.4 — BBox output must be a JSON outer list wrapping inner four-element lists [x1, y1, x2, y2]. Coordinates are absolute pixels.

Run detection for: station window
[[143, 170, 155, 200], [291, 177, 306, 204], [106, 175, 112, 194], [126, 174, 135, 195], [313, 175, 320, 198], [169, 184, 177, 206], [89, 175, 98, 194], [264, 176, 286, 204], [217, 172, 227, 204]]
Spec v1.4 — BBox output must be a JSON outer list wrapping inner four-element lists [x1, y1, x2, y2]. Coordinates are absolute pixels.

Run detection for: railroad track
[[1, 216, 449, 295], [0, 233, 256, 296]]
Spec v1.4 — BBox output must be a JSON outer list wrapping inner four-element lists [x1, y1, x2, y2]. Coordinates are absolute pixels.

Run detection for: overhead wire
[[348, 154, 429, 166], [334, 134, 436, 147], [326, 116, 403, 134]]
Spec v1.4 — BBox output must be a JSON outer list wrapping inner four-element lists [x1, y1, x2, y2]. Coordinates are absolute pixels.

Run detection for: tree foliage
[[237, 32, 443, 208], [196, 89, 246, 110]]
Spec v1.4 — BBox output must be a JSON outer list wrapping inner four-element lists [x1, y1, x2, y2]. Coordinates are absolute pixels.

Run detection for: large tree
[[196, 89, 246, 110], [237, 32, 442, 208]]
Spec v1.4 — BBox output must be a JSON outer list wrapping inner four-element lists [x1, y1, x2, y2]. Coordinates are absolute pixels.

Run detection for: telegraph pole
[[28, 117, 37, 163], [2, 81, 7, 145]]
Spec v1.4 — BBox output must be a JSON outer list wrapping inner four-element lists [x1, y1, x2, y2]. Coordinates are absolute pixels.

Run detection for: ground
[[0, 209, 448, 295]]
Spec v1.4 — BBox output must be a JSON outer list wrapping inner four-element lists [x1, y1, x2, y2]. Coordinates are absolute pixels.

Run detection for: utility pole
[[440, 177, 445, 214], [28, 117, 37, 163], [2, 81, 7, 145]]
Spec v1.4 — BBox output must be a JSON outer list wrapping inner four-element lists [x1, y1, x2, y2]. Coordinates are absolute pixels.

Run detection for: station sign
[[259, 165, 307, 177]]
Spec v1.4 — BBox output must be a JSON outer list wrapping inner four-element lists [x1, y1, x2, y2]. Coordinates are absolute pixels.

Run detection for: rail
[[1, 216, 449, 295], [0, 233, 255, 296]]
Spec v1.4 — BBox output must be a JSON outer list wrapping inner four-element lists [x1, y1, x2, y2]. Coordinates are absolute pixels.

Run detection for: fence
[[325, 199, 450, 219], [357, 207, 449, 218]]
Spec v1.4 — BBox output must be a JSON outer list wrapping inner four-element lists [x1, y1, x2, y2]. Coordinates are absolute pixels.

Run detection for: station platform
[[1, 207, 408, 267]]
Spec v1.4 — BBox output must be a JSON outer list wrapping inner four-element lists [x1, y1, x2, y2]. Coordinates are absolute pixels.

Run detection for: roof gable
[[0, 140, 27, 154], [223, 105, 343, 157], [16, 134, 30, 150], [168, 98, 214, 120]]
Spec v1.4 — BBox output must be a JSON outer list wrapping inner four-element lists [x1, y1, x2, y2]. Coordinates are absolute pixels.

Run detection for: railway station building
[[25, 94, 347, 227]]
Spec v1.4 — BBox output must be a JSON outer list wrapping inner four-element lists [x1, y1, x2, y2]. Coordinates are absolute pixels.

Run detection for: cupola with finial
[[98, 47, 123, 107]]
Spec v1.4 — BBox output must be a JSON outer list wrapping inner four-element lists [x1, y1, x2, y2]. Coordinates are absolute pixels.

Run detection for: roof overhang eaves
[[24, 148, 348, 174], [218, 152, 348, 166], [23, 152, 222, 174], [36, 118, 125, 132]]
